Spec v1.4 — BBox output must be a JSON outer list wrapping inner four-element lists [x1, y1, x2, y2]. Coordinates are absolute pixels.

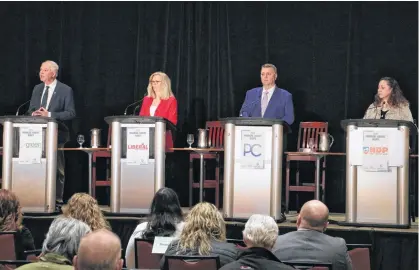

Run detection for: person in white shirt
[[125, 187, 184, 268]]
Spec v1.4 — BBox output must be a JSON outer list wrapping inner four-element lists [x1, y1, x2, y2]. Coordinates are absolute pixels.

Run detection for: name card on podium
[[126, 127, 150, 165], [19, 126, 42, 164], [240, 129, 265, 169]]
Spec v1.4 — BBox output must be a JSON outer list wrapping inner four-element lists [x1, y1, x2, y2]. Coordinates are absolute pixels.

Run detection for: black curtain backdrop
[[0, 2, 417, 212]]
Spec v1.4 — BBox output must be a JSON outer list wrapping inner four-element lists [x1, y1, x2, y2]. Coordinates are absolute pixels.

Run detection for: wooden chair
[[347, 244, 372, 270], [0, 232, 17, 261], [91, 126, 111, 198], [163, 255, 220, 270], [285, 122, 328, 212], [189, 121, 224, 208], [134, 238, 161, 269]]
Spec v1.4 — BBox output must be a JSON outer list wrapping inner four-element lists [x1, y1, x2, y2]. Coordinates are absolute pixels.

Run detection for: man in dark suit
[[239, 63, 294, 125], [273, 200, 352, 270], [29, 60, 76, 205]]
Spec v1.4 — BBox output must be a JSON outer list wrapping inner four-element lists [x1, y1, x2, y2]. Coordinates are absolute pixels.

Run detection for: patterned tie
[[261, 91, 269, 116], [41, 86, 50, 108]]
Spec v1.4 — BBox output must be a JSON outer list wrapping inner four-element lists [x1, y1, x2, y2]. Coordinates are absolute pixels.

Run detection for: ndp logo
[[243, 143, 262, 157], [363, 146, 388, 155]]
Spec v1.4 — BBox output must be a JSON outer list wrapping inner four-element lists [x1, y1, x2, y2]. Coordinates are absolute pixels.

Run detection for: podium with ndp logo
[[221, 117, 289, 221], [340, 119, 417, 228], [104, 116, 175, 214], [0, 116, 59, 213]]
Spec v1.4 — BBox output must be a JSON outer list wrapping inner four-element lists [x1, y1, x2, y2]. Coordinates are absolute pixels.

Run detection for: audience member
[[162, 202, 239, 268], [62, 193, 110, 231], [0, 189, 35, 260], [17, 216, 91, 270], [220, 214, 294, 270], [125, 187, 184, 268], [273, 200, 352, 270], [73, 229, 123, 270]]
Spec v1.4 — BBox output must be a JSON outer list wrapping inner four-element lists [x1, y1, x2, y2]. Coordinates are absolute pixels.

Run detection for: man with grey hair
[[17, 216, 91, 269], [273, 200, 352, 270], [73, 229, 123, 270], [28, 60, 76, 208], [220, 214, 294, 270]]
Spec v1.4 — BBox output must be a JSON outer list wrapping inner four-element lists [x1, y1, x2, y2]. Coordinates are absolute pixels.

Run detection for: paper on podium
[[362, 130, 389, 172], [126, 127, 150, 165], [18, 126, 42, 164], [152, 236, 175, 254]]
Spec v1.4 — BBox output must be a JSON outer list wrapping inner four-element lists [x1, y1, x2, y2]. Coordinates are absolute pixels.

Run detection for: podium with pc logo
[[339, 119, 417, 228], [221, 117, 290, 222]]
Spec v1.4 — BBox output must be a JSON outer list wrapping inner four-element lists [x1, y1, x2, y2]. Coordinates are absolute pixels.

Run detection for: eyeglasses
[[150, 80, 162, 84]]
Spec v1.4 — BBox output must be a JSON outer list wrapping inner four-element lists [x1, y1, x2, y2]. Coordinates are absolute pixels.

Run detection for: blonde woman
[[62, 193, 110, 231], [139, 71, 178, 149], [162, 202, 239, 267]]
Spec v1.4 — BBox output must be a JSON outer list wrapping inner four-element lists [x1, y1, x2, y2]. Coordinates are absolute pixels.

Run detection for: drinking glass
[[187, 134, 194, 148], [308, 138, 315, 151], [77, 134, 85, 148]]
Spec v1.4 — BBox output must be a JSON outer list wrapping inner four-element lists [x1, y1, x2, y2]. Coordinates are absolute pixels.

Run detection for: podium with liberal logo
[[104, 116, 175, 214], [221, 117, 289, 221], [340, 119, 417, 228], [0, 116, 58, 213]]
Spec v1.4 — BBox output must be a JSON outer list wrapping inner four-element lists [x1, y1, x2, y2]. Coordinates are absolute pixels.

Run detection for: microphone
[[16, 100, 31, 116], [124, 95, 146, 115], [239, 97, 261, 117]]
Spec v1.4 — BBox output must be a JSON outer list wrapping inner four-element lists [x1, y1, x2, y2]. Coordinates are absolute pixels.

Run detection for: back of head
[[74, 229, 123, 270], [179, 202, 226, 255], [42, 216, 91, 261], [143, 187, 183, 239], [0, 189, 22, 231], [243, 214, 278, 250], [62, 193, 110, 231], [297, 200, 329, 231]]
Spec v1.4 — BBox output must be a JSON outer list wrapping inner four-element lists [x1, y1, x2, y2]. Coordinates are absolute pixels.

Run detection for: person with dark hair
[[363, 77, 413, 121], [125, 187, 184, 268], [272, 200, 352, 270], [0, 189, 35, 260]]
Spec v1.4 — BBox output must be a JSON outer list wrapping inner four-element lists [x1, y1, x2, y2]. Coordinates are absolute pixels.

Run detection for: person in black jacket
[[0, 189, 35, 259], [220, 214, 294, 270]]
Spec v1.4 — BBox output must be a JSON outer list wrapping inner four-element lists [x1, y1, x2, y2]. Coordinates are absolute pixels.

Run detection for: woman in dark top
[[0, 189, 35, 259]]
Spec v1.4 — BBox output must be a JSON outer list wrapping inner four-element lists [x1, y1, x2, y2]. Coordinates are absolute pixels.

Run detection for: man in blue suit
[[29, 60, 76, 207], [240, 63, 294, 125]]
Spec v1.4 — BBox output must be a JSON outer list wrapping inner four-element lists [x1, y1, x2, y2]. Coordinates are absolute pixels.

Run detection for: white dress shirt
[[261, 85, 275, 106], [150, 105, 157, 116], [40, 79, 57, 116]]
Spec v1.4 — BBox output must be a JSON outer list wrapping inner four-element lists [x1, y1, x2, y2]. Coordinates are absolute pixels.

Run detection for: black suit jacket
[[273, 229, 352, 270], [28, 80, 76, 121]]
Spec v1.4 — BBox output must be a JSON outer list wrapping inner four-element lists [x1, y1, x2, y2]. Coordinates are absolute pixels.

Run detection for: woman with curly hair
[[62, 193, 110, 231], [162, 202, 239, 268], [0, 189, 35, 259], [125, 187, 184, 268], [363, 77, 414, 121]]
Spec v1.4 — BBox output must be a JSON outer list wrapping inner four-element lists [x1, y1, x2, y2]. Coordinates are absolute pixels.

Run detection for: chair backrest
[[205, 121, 224, 148], [226, 239, 247, 250], [164, 255, 220, 270], [23, 249, 42, 262], [0, 259, 32, 269], [282, 260, 332, 270], [0, 232, 17, 261], [297, 122, 328, 151], [134, 238, 161, 269], [347, 244, 372, 270]]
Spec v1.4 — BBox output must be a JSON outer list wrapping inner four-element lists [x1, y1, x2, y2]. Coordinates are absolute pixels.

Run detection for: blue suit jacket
[[239, 87, 294, 125], [28, 80, 76, 121]]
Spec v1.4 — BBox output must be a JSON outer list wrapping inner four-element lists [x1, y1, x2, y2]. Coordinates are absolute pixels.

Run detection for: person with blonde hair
[[162, 202, 239, 268], [62, 193, 111, 231], [0, 189, 35, 260], [139, 71, 178, 149]]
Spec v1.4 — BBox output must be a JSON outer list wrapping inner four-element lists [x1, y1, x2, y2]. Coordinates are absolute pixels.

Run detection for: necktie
[[41, 86, 49, 108], [261, 91, 269, 116]]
